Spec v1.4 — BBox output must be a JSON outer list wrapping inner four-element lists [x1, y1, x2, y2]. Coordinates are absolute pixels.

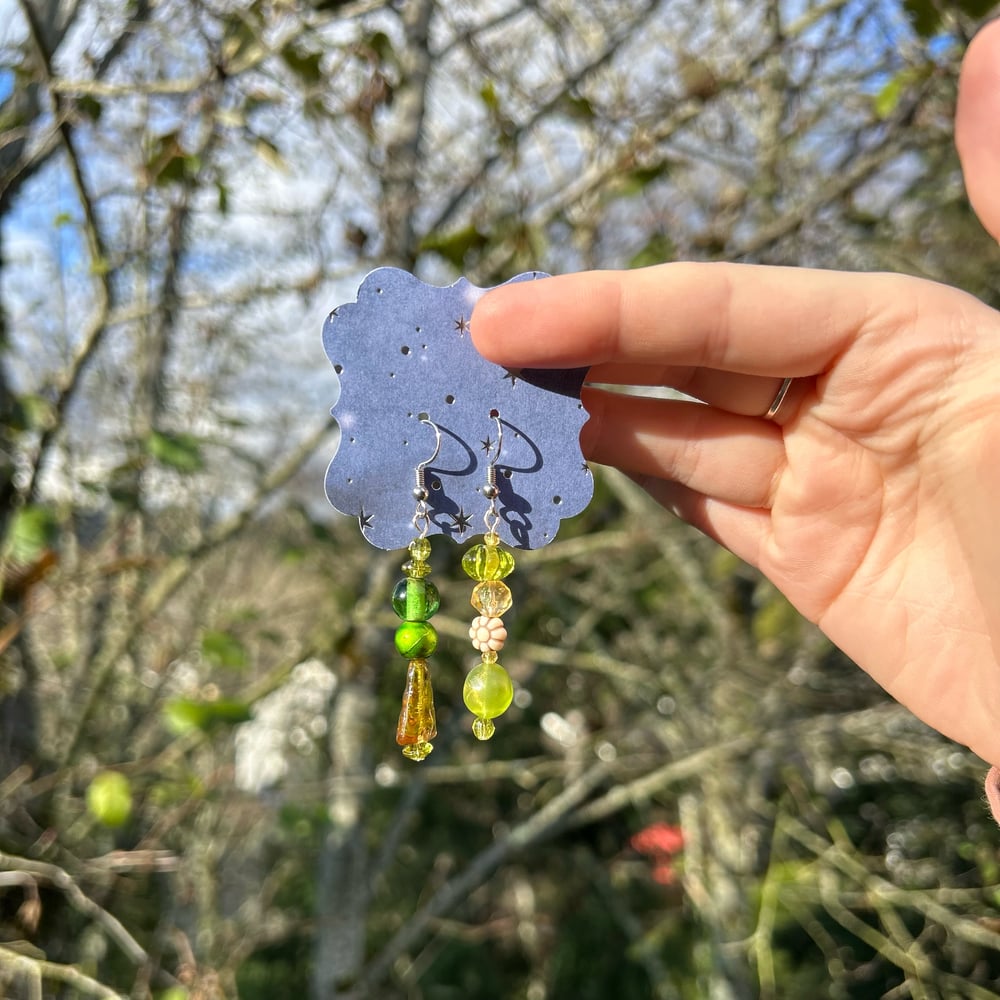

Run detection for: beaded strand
[[461, 411, 515, 739], [392, 417, 440, 761]]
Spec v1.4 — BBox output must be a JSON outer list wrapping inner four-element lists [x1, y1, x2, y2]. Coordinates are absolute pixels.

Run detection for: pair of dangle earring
[[391, 410, 517, 761]]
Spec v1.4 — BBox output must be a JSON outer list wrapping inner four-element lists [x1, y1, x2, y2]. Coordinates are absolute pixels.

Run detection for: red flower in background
[[630, 823, 684, 885]]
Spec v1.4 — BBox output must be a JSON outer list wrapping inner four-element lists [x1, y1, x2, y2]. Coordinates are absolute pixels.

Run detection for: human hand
[[471, 21, 1000, 767]]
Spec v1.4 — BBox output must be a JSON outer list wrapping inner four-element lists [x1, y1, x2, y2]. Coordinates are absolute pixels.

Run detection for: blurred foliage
[[2, 0, 1000, 997]]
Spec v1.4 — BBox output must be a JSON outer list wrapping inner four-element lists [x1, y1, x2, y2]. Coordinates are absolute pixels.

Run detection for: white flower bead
[[469, 616, 506, 653]]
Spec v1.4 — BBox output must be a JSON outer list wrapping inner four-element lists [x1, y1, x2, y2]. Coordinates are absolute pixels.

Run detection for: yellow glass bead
[[462, 543, 514, 581], [484, 531, 501, 547], [402, 741, 433, 761], [472, 718, 495, 741], [396, 658, 436, 759], [402, 559, 431, 579], [471, 580, 512, 617], [481, 649, 498, 664], [408, 537, 432, 561], [463, 660, 513, 735]]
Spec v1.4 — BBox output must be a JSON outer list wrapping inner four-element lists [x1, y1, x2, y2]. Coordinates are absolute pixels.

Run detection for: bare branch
[[0, 851, 149, 967]]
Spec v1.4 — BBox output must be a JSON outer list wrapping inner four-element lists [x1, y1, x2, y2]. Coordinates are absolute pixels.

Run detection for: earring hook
[[483, 409, 502, 533], [413, 413, 441, 537]]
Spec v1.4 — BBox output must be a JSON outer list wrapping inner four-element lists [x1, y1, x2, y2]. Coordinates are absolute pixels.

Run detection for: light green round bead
[[408, 537, 432, 561], [463, 660, 513, 721]]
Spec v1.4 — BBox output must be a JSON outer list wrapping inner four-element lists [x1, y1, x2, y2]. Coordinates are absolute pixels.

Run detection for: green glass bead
[[471, 580, 512, 617], [402, 559, 431, 579], [392, 579, 440, 621], [395, 621, 438, 658], [463, 660, 513, 724], [462, 543, 515, 581], [408, 537, 432, 561]]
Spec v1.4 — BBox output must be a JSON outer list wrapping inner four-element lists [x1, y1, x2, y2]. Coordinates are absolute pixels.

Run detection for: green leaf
[[873, 67, 925, 119], [902, 0, 940, 36], [480, 79, 500, 113], [158, 154, 201, 186], [201, 629, 248, 669], [628, 233, 675, 269], [282, 45, 323, 84], [6, 506, 59, 564], [614, 163, 670, 198], [418, 225, 488, 267], [146, 430, 204, 473], [86, 771, 133, 828], [163, 697, 252, 735], [222, 20, 266, 73], [7, 394, 53, 431], [366, 30, 396, 65], [77, 95, 102, 122], [560, 94, 595, 121]]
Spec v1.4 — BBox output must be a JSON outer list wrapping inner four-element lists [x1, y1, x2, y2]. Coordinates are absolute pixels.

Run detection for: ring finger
[[587, 363, 808, 421], [581, 387, 786, 508]]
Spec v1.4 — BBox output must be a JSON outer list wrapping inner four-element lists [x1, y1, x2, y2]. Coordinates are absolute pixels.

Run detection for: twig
[[0, 944, 124, 999], [358, 760, 611, 992], [15, 0, 113, 504], [0, 852, 148, 967]]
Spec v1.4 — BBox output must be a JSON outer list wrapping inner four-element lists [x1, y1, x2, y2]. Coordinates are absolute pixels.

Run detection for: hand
[[471, 21, 1000, 767]]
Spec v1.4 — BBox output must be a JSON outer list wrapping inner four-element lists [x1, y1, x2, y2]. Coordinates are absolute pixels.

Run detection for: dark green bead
[[391, 578, 440, 621], [395, 621, 438, 658]]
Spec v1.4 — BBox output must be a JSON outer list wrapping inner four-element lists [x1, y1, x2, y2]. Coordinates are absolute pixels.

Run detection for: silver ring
[[765, 377, 794, 420]]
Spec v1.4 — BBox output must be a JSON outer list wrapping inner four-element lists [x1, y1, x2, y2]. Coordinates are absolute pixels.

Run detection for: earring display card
[[323, 267, 593, 550]]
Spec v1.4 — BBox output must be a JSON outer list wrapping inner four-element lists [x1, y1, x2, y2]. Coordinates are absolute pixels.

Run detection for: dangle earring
[[392, 414, 442, 762], [462, 409, 516, 741]]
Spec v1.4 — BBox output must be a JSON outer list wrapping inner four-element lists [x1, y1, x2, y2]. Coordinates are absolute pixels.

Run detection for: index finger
[[471, 262, 893, 376]]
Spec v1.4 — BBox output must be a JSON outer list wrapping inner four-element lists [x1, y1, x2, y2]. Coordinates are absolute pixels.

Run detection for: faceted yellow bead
[[408, 537, 432, 561], [472, 717, 495, 741], [463, 660, 513, 722], [402, 558, 431, 579], [462, 543, 514, 581], [394, 621, 437, 658], [471, 580, 512, 617], [402, 741, 433, 761], [396, 658, 436, 759]]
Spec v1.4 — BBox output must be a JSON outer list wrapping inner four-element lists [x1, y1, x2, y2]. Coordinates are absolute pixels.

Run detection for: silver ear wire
[[483, 409, 503, 533], [413, 413, 441, 536]]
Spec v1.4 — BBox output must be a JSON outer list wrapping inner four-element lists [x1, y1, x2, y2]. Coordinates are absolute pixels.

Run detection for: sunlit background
[[3, 0, 1000, 997]]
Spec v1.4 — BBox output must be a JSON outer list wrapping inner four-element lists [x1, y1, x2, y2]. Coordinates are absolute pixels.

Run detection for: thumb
[[956, 19, 1000, 242]]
